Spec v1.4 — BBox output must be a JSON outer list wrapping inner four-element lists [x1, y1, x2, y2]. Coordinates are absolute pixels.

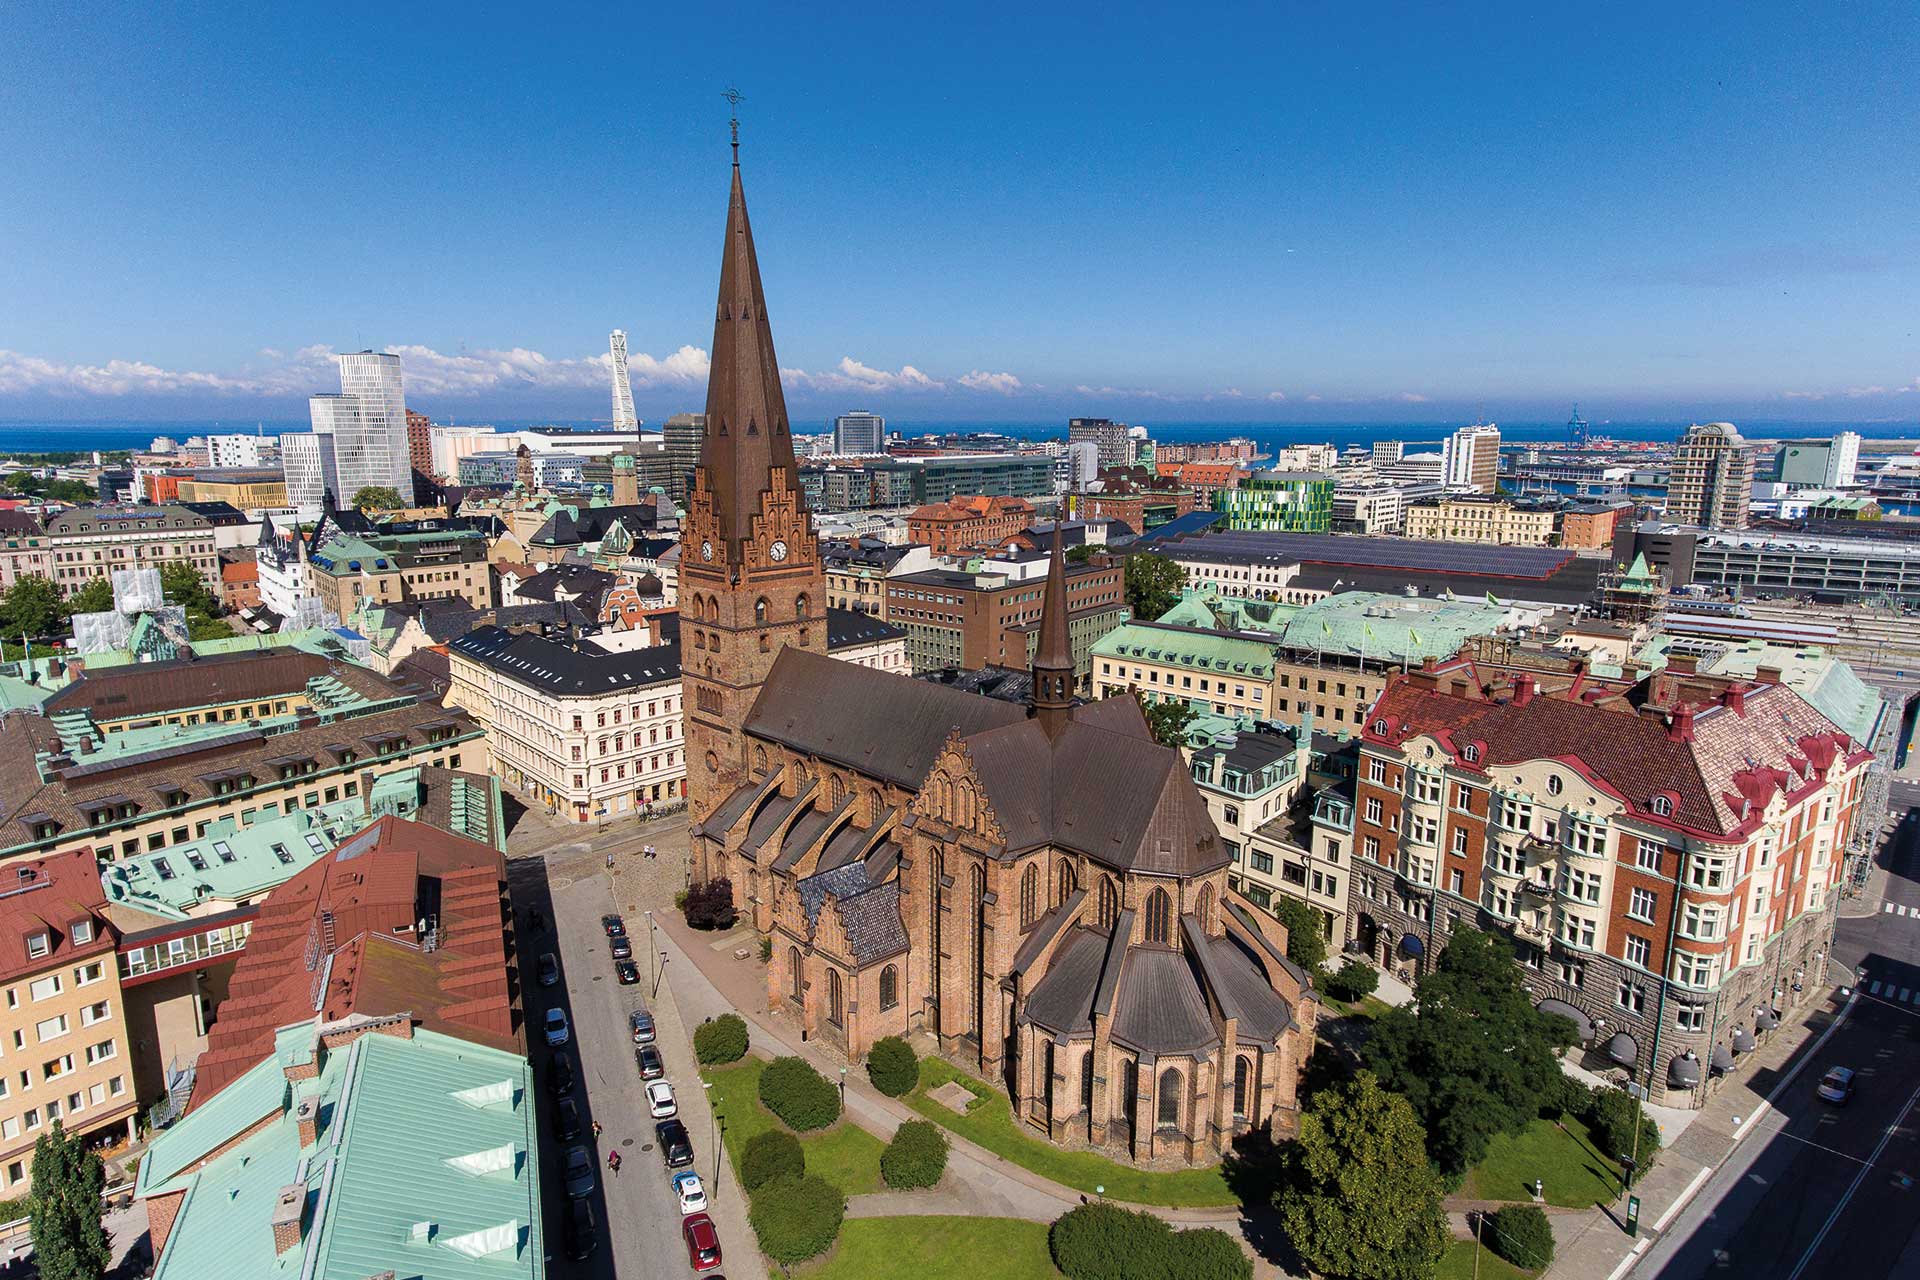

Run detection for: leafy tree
[[1361, 927, 1577, 1174], [351, 485, 406, 511], [1049, 1203, 1253, 1280], [757, 1056, 840, 1131], [879, 1119, 948, 1189], [1122, 552, 1186, 620], [1586, 1088, 1661, 1183], [866, 1036, 919, 1097], [740, 1129, 804, 1192], [65, 577, 115, 617], [160, 560, 218, 614], [1271, 896, 1330, 974], [1, 473, 36, 493], [692, 1013, 748, 1065], [28, 1121, 111, 1280], [1276, 1073, 1448, 1280], [1485, 1205, 1554, 1271], [682, 877, 738, 930], [1324, 959, 1380, 1003], [0, 575, 66, 638], [43, 480, 96, 503], [1137, 692, 1198, 750], [747, 1172, 845, 1264], [1174, 1228, 1254, 1280], [1066, 543, 1097, 564]]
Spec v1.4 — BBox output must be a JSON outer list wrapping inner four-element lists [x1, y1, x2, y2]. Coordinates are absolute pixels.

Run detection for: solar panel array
[[1163, 529, 1576, 580]]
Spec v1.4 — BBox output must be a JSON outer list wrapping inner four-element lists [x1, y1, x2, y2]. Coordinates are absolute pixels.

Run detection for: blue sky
[[1, 2, 1916, 425]]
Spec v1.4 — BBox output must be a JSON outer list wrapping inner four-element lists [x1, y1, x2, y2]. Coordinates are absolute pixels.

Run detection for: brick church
[[680, 143, 1317, 1162]]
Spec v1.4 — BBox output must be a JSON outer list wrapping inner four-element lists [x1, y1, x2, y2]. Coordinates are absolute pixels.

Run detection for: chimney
[[1724, 686, 1747, 716], [1512, 673, 1536, 707], [1667, 652, 1698, 675], [270, 1183, 306, 1254], [1667, 705, 1696, 743], [295, 1095, 320, 1148], [1754, 665, 1782, 685]]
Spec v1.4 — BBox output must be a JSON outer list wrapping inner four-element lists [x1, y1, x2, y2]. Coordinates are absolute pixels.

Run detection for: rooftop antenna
[[723, 86, 745, 163]]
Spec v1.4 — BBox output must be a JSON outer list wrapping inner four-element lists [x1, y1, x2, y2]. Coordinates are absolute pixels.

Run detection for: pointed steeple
[[697, 146, 801, 562], [1031, 522, 1074, 738]]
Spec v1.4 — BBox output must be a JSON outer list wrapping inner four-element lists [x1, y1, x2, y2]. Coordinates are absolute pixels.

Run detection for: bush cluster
[[740, 1130, 805, 1193], [1535, 1072, 1592, 1122], [757, 1056, 841, 1131], [1321, 959, 1379, 1003], [1486, 1204, 1555, 1270], [1585, 1088, 1662, 1181], [683, 877, 738, 931], [1048, 1203, 1252, 1280], [879, 1120, 948, 1189], [747, 1172, 846, 1265], [692, 1014, 749, 1066], [866, 1036, 919, 1097]]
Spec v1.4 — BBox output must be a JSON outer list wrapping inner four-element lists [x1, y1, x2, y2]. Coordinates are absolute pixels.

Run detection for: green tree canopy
[[65, 577, 115, 617], [161, 560, 231, 642], [0, 575, 67, 638], [1276, 1072, 1448, 1280], [28, 1121, 111, 1280], [1361, 927, 1577, 1173], [1122, 551, 1185, 620], [351, 485, 405, 511], [1270, 896, 1330, 974], [1065, 543, 1097, 564], [1136, 693, 1197, 750]]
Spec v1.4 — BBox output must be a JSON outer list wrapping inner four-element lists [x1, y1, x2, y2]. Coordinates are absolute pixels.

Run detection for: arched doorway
[[1355, 913, 1380, 962]]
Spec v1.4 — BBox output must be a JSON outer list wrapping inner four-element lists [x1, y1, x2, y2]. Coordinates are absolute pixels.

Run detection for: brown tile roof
[[43, 650, 398, 722], [187, 816, 519, 1109]]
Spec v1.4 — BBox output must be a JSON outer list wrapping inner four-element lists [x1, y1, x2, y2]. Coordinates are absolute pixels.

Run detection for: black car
[[562, 1143, 597, 1199], [602, 914, 626, 937], [637, 1045, 664, 1080], [536, 952, 560, 987], [616, 959, 640, 985], [656, 1118, 694, 1169], [552, 1095, 582, 1142], [610, 936, 633, 961], [547, 1052, 576, 1098], [564, 1198, 599, 1261]]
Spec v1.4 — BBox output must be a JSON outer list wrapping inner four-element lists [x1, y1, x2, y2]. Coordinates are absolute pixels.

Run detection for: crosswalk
[[1865, 979, 1920, 1005], [1883, 902, 1919, 917]]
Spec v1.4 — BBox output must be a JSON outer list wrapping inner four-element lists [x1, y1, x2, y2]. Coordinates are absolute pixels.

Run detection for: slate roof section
[[825, 606, 905, 649], [795, 862, 908, 965], [1110, 946, 1220, 1055], [447, 625, 681, 695], [1021, 927, 1109, 1036], [1205, 932, 1298, 1043], [773, 796, 848, 872]]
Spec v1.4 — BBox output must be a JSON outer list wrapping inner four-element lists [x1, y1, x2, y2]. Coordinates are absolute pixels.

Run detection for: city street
[[1643, 789, 1920, 1280]]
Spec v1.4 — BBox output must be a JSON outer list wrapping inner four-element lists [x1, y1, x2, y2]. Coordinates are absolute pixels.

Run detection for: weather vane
[[723, 86, 745, 159]]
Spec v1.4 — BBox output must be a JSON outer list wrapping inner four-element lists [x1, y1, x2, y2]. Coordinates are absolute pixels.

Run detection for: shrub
[[692, 1014, 749, 1066], [683, 877, 738, 931], [880, 1120, 948, 1189], [1585, 1088, 1661, 1182], [1322, 959, 1379, 1003], [1270, 897, 1330, 974], [1486, 1204, 1555, 1271], [866, 1036, 919, 1097], [740, 1130, 804, 1192], [1171, 1227, 1252, 1280], [757, 1056, 841, 1131], [1537, 1072, 1593, 1122], [758, 935, 772, 962], [748, 1172, 845, 1264], [1050, 1203, 1175, 1280]]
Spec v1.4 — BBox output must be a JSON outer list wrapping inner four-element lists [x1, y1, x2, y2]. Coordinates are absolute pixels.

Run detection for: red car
[[682, 1212, 722, 1272]]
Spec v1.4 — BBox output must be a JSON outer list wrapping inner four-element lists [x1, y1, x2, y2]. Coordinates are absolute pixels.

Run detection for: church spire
[[696, 135, 801, 563], [1031, 521, 1074, 738]]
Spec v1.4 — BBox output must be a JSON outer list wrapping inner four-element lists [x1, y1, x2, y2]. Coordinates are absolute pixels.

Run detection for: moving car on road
[[1817, 1066, 1857, 1104], [562, 1144, 597, 1199], [672, 1171, 707, 1214], [543, 1007, 571, 1047], [646, 1080, 677, 1118], [682, 1211, 722, 1272], [656, 1118, 694, 1169]]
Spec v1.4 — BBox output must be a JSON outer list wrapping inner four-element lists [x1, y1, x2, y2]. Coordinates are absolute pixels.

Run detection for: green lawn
[[702, 1057, 887, 1195], [904, 1058, 1236, 1208], [1436, 1238, 1537, 1280], [1317, 992, 1394, 1021], [1460, 1115, 1625, 1210], [803, 1216, 1061, 1279]]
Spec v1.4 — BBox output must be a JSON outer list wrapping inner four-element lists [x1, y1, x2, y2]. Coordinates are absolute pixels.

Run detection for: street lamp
[[645, 911, 656, 992], [703, 1082, 719, 1202], [839, 1067, 847, 1109]]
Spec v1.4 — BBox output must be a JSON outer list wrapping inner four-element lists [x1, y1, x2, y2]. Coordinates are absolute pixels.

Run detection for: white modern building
[[279, 431, 330, 512], [205, 433, 273, 468], [429, 425, 501, 478], [1441, 422, 1501, 493], [609, 330, 640, 432], [304, 350, 412, 505]]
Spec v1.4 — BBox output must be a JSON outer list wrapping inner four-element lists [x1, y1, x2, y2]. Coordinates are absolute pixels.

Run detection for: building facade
[[44, 505, 220, 597], [886, 556, 1127, 681], [907, 495, 1037, 554], [1441, 422, 1501, 493], [1404, 495, 1558, 546], [1069, 417, 1133, 469], [306, 527, 495, 618], [1212, 471, 1333, 532], [1666, 423, 1756, 531], [833, 410, 886, 456]]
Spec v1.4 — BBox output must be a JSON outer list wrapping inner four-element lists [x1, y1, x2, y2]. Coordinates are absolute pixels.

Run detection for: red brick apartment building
[[1337, 653, 1868, 1106], [907, 495, 1037, 554]]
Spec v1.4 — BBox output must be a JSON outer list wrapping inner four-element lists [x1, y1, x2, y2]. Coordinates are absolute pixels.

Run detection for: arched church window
[[827, 968, 844, 1026], [796, 593, 811, 619], [1020, 864, 1039, 929], [754, 597, 769, 625], [705, 597, 718, 623], [830, 774, 846, 808], [753, 745, 768, 775], [1145, 887, 1172, 945], [1053, 859, 1075, 908], [1157, 1066, 1182, 1128], [1233, 1057, 1251, 1118], [1098, 878, 1119, 931], [788, 947, 801, 1000], [1196, 883, 1215, 932], [880, 965, 899, 1011]]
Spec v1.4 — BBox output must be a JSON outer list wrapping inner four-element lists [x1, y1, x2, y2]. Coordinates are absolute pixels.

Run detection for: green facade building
[[1212, 470, 1333, 532]]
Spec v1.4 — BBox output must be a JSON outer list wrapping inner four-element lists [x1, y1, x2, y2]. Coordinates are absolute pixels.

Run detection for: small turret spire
[[1031, 521, 1074, 738]]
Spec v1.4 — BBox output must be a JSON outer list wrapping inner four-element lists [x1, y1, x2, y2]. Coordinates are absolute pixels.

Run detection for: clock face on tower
[[700, 540, 713, 561], [770, 540, 788, 563]]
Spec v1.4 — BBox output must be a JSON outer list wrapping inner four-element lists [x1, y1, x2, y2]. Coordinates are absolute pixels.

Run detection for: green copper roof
[[1278, 591, 1508, 662], [1155, 585, 1298, 636], [145, 1023, 542, 1280], [1092, 620, 1278, 678], [1618, 552, 1660, 592]]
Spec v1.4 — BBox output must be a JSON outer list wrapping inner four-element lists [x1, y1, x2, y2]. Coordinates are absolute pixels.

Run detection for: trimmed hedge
[[748, 1173, 846, 1265], [757, 1055, 841, 1131], [1048, 1203, 1251, 1280], [879, 1119, 948, 1189], [867, 1036, 919, 1098], [1323, 958, 1380, 1003], [692, 1014, 749, 1066], [740, 1129, 804, 1193], [1487, 1204, 1555, 1271]]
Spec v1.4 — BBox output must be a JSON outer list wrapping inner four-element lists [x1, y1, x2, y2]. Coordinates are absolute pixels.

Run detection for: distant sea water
[[0, 416, 1914, 457]]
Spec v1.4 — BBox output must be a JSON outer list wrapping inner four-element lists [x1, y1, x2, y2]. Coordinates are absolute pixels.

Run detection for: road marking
[[1887, 902, 1897, 913], [1903, 988, 1913, 1003], [1784, 1078, 1920, 1280], [1871, 980, 1883, 995]]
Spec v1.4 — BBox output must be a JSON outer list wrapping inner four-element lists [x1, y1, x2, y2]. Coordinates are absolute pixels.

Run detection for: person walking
[[607, 1150, 622, 1177], [592, 1120, 602, 1140]]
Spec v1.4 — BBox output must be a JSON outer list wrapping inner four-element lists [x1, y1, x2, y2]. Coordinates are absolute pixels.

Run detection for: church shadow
[[1219, 1128, 1308, 1272]]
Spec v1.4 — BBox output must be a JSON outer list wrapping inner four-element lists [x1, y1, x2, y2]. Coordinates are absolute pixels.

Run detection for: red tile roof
[[187, 816, 521, 1109], [0, 847, 114, 985]]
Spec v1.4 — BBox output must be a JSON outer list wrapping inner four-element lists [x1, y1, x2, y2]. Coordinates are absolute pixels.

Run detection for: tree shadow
[[1220, 1128, 1309, 1273]]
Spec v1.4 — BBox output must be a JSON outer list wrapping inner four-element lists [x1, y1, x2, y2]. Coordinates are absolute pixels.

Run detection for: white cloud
[[1393, 391, 1430, 403], [1266, 390, 1287, 402], [0, 349, 267, 396], [958, 369, 1023, 394], [781, 357, 949, 393]]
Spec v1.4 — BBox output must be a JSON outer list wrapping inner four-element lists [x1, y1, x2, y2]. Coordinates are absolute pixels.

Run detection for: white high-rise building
[[609, 330, 640, 432], [1828, 430, 1861, 488], [1441, 422, 1501, 493], [833, 410, 885, 455], [205, 433, 272, 468], [303, 351, 411, 506], [280, 432, 331, 512]]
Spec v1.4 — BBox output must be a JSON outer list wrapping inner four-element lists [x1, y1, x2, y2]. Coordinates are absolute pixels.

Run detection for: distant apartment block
[[1665, 423, 1756, 530], [1441, 422, 1501, 494]]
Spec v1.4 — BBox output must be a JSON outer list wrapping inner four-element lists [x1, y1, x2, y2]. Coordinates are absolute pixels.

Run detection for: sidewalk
[[1544, 986, 1851, 1280]]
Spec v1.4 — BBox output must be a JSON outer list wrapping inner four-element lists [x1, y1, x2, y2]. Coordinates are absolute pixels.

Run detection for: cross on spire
[[723, 86, 745, 163]]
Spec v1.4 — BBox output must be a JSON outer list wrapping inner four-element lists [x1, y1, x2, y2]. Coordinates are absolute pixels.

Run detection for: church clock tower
[[681, 138, 824, 843]]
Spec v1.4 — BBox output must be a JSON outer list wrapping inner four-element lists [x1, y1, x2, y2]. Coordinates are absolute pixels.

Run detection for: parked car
[[672, 1170, 707, 1214], [616, 960, 640, 985], [1818, 1066, 1856, 1104], [562, 1144, 597, 1199], [602, 914, 626, 937], [656, 1118, 694, 1169], [536, 952, 560, 987], [552, 1095, 582, 1142], [546, 1053, 576, 1098], [647, 1080, 678, 1119], [682, 1211, 722, 1272], [543, 1007, 571, 1047], [610, 936, 634, 961], [629, 1009, 656, 1043], [564, 1198, 598, 1261], [636, 1045, 664, 1080]]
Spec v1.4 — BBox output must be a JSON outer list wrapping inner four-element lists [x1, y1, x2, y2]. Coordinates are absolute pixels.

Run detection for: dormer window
[[1649, 795, 1673, 817], [25, 932, 49, 959], [1462, 744, 1480, 763], [70, 920, 93, 946]]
